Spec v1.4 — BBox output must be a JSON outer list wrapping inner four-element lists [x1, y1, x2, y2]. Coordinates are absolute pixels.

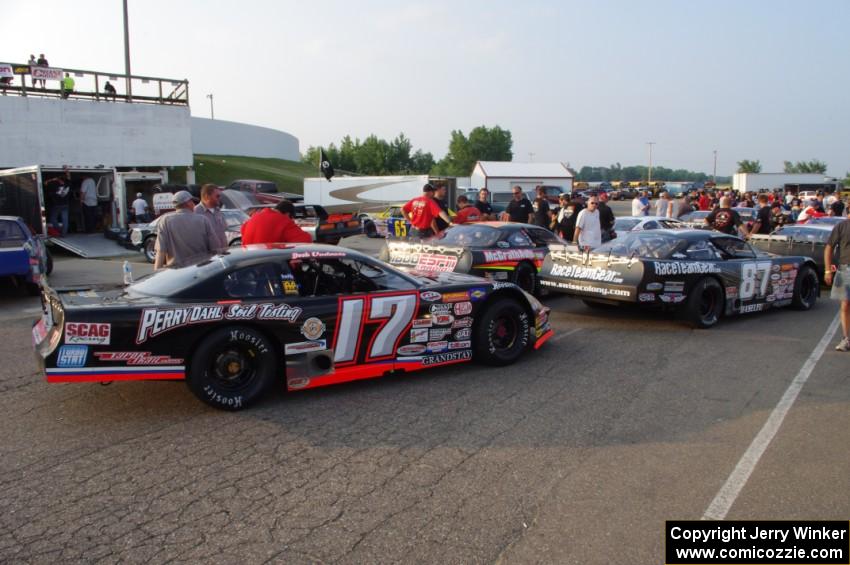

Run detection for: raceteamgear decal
[[549, 264, 625, 283], [652, 261, 722, 276]]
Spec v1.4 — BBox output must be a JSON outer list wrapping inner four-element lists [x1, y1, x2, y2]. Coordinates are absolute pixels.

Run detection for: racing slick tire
[[187, 326, 277, 411], [683, 277, 723, 329], [474, 298, 531, 366], [791, 264, 818, 310], [513, 262, 539, 295], [143, 236, 156, 263], [364, 220, 378, 238]]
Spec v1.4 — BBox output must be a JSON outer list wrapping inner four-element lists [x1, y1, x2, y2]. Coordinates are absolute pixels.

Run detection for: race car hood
[[407, 270, 489, 286], [383, 240, 469, 273]]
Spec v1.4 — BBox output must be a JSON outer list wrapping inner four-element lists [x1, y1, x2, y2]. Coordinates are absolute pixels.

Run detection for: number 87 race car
[[538, 230, 819, 328], [33, 244, 552, 410]]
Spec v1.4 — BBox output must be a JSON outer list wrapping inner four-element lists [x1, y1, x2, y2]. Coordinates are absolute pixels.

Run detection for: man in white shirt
[[79, 176, 99, 232], [574, 196, 602, 250], [632, 192, 649, 216], [132, 193, 151, 223]]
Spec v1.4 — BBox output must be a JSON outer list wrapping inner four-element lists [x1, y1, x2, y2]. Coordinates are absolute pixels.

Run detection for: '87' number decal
[[333, 292, 419, 365], [740, 261, 772, 300]]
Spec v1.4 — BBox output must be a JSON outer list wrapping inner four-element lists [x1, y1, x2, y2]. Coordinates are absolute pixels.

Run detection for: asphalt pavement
[[0, 226, 847, 564]]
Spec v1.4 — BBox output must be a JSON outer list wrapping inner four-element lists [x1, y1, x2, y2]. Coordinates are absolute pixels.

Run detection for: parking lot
[[1, 229, 848, 564]]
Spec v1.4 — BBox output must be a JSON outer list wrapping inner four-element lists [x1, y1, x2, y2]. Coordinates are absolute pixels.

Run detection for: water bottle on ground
[[122, 260, 133, 285]]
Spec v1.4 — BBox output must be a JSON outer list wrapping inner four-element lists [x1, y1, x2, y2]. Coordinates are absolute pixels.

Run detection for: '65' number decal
[[740, 261, 772, 300], [333, 293, 419, 365]]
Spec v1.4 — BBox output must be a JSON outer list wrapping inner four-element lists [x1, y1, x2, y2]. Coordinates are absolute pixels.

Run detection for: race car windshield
[[593, 232, 685, 259], [433, 225, 501, 247], [614, 218, 641, 231], [129, 257, 228, 297]]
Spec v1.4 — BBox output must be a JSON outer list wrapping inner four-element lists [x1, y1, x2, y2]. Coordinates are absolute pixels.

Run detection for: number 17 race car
[[33, 244, 552, 410], [538, 230, 819, 328]]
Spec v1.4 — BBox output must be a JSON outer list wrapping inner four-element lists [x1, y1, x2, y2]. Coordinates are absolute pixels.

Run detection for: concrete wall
[[191, 117, 299, 160], [0, 96, 193, 167]]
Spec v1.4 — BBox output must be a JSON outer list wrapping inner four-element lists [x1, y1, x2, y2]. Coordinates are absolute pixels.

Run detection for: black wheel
[[791, 265, 818, 310], [25, 280, 41, 296], [474, 298, 531, 365], [364, 220, 378, 238], [513, 262, 538, 295], [143, 236, 156, 263], [684, 277, 723, 328], [186, 326, 277, 410]]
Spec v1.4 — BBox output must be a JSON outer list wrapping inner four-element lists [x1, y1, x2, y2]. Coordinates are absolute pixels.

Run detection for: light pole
[[206, 93, 214, 119], [122, 0, 132, 100], [713, 149, 717, 183], [646, 142, 655, 184]]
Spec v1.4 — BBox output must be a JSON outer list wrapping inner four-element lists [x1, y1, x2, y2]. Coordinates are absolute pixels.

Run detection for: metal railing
[[0, 62, 189, 106]]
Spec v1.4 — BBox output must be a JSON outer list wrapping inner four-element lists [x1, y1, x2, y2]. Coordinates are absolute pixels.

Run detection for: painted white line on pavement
[[552, 328, 582, 342], [703, 312, 841, 521]]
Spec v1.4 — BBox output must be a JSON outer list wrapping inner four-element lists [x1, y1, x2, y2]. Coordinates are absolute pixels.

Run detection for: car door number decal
[[393, 219, 407, 238], [740, 261, 772, 300], [333, 293, 418, 364]]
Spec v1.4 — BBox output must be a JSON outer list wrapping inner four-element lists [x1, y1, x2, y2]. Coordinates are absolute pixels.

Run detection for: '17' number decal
[[333, 293, 418, 364], [740, 261, 772, 300]]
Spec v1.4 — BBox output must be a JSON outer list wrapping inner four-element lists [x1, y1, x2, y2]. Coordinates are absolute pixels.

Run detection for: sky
[[3, 0, 850, 176]]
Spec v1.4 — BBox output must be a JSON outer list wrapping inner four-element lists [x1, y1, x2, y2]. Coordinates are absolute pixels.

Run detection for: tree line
[[574, 164, 716, 183], [736, 159, 829, 174]]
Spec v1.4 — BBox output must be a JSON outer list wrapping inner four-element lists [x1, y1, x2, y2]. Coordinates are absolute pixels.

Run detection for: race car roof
[[216, 243, 370, 266]]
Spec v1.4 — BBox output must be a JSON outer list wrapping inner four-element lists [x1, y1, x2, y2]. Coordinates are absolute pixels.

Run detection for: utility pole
[[713, 149, 717, 183], [122, 0, 132, 101], [206, 93, 214, 119], [646, 142, 655, 183]]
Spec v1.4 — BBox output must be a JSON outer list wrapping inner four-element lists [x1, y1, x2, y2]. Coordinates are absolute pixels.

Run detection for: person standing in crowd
[[676, 192, 693, 218], [749, 194, 773, 236], [770, 201, 789, 228], [240, 199, 311, 245], [797, 198, 826, 223], [632, 191, 649, 216], [103, 81, 117, 101], [433, 184, 451, 232], [574, 196, 602, 251], [154, 191, 217, 270], [556, 197, 581, 241], [61, 72, 75, 99], [697, 190, 712, 211], [597, 191, 616, 242], [34, 53, 48, 88], [474, 188, 495, 220], [505, 186, 534, 223], [831, 197, 845, 217], [453, 195, 481, 224], [705, 196, 748, 237], [532, 186, 551, 229], [45, 174, 71, 236], [27, 54, 37, 88], [131, 192, 150, 223], [655, 191, 672, 217], [194, 183, 228, 252], [825, 207, 850, 351], [79, 175, 99, 233], [402, 184, 451, 239]]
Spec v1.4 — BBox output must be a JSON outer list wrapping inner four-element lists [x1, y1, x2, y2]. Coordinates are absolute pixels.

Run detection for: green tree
[[737, 160, 762, 173], [433, 125, 513, 176], [410, 150, 435, 174], [784, 159, 827, 174]]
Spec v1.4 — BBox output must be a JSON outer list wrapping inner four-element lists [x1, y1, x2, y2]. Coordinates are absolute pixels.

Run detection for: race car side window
[[525, 227, 559, 246], [685, 240, 721, 260], [507, 230, 533, 247], [223, 263, 282, 299], [288, 257, 415, 296], [711, 237, 756, 259]]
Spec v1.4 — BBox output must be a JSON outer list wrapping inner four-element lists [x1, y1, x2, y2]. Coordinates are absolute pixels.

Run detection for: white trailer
[[304, 175, 458, 212], [469, 161, 574, 204], [732, 173, 840, 194]]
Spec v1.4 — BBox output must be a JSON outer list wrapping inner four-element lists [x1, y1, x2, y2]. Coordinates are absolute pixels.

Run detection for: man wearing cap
[[194, 183, 228, 252], [154, 191, 217, 270], [240, 199, 311, 245], [402, 184, 452, 239], [131, 192, 150, 223]]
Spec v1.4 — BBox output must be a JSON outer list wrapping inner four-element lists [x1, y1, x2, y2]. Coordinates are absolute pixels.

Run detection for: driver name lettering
[[653, 262, 721, 276], [550, 264, 625, 283], [137, 303, 302, 343]]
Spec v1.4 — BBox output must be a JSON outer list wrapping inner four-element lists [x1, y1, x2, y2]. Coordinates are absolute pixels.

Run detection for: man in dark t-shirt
[[505, 186, 534, 223], [474, 188, 495, 220], [750, 194, 773, 235], [532, 186, 550, 228], [433, 184, 451, 231], [705, 196, 748, 236], [825, 210, 850, 351]]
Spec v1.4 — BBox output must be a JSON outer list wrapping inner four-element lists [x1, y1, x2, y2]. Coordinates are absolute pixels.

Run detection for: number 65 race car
[[33, 244, 552, 410], [538, 230, 819, 328]]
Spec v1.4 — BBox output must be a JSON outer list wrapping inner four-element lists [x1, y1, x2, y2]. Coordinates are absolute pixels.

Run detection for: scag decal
[[65, 322, 111, 345]]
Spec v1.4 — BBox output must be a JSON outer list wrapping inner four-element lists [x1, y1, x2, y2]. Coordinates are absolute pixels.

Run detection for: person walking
[[453, 195, 481, 224], [401, 184, 451, 239], [45, 175, 71, 236], [474, 188, 496, 220], [153, 191, 217, 270], [240, 199, 311, 245], [532, 186, 551, 229], [79, 175, 99, 233], [194, 183, 228, 252], [504, 186, 534, 223], [131, 192, 151, 223], [574, 196, 602, 251], [825, 208, 850, 351]]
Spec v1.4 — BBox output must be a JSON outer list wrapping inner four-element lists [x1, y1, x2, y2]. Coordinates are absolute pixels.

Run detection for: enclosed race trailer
[[732, 173, 841, 194], [304, 175, 458, 213]]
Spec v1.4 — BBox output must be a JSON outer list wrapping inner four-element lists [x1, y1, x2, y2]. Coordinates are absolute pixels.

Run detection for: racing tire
[[364, 220, 378, 238], [513, 262, 539, 295], [474, 298, 531, 366], [186, 326, 277, 411], [791, 265, 818, 310], [25, 279, 41, 296], [143, 236, 156, 263], [684, 277, 723, 329]]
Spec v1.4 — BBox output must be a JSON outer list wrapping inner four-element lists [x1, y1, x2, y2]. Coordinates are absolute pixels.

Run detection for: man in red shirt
[[241, 200, 312, 245], [402, 184, 452, 239], [453, 195, 481, 224], [697, 190, 712, 211]]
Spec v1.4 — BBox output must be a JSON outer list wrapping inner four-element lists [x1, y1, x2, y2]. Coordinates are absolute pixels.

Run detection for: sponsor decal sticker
[[482, 249, 536, 262], [452, 317, 473, 328], [454, 328, 472, 340], [740, 303, 765, 313], [496, 241, 510, 248], [300, 317, 326, 340], [288, 377, 311, 389], [416, 254, 458, 272], [646, 282, 663, 291], [397, 344, 426, 356], [430, 303, 453, 315], [429, 328, 452, 340], [549, 264, 625, 284], [652, 261, 721, 276], [470, 288, 488, 301], [65, 322, 111, 345], [664, 281, 685, 292], [137, 303, 301, 343], [433, 314, 454, 326], [454, 301, 473, 316], [421, 350, 472, 365], [491, 281, 515, 290], [426, 341, 448, 353], [780, 263, 796, 271], [771, 264, 781, 272], [412, 318, 433, 328], [659, 293, 686, 303], [420, 291, 442, 302], [291, 251, 346, 259], [449, 340, 471, 350], [283, 280, 299, 295], [638, 293, 655, 302], [410, 328, 429, 343], [284, 340, 327, 355], [57, 345, 88, 368], [770, 273, 781, 281], [94, 351, 183, 365], [442, 291, 471, 303], [725, 286, 738, 296]]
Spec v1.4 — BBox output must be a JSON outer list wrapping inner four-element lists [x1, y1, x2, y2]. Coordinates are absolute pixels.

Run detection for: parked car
[[613, 216, 685, 236], [226, 180, 303, 205], [749, 224, 834, 281], [0, 215, 52, 295]]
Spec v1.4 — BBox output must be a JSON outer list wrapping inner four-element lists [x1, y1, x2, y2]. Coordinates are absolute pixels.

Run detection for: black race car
[[379, 222, 562, 295], [33, 244, 552, 410], [749, 224, 834, 281], [538, 229, 819, 328]]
